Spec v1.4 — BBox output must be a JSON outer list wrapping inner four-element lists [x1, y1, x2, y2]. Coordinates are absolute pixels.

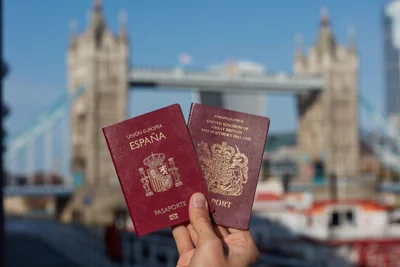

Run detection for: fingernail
[[193, 193, 206, 208]]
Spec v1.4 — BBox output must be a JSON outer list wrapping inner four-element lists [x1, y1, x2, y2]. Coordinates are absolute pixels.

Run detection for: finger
[[186, 224, 198, 247], [189, 192, 219, 244], [214, 225, 229, 238], [172, 224, 194, 255], [188, 224, 228, 246], [226, 228, 257, 248], [228, 228, 250, 234], [176, 249, 194, 267], [227, 228, 256, 242]]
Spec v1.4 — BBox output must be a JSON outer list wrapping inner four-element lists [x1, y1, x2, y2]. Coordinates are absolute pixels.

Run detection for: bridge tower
[[295, 10, 360, 182], [67, 0, 129, 186], [62, 1, 129, 224]]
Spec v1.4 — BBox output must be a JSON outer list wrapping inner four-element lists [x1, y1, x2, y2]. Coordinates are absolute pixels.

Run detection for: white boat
[[252, 179, 400, 266]]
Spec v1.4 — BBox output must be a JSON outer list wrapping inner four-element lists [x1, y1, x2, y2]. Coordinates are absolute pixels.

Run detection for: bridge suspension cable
[[4, 86, 85, 196], [359, 93, 400, 177]]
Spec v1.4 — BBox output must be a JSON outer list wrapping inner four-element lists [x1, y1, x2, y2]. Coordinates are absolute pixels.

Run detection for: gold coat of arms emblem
[[138, 153, 183, 197], [197, 142, 249, 196]]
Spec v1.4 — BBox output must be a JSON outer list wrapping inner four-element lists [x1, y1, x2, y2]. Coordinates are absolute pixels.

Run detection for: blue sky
[[4, 0, 387, 138]]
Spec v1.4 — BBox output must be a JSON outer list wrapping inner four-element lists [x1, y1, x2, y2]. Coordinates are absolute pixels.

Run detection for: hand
[[172, 193, 259, 267]]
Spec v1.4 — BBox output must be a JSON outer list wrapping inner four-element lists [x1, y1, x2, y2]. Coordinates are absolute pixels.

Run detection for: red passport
[[188, 103, 270, 230], [102, 104, 213, 236]]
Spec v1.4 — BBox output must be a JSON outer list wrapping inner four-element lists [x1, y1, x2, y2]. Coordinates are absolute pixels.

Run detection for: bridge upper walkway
[[129, 67, 324, 93]]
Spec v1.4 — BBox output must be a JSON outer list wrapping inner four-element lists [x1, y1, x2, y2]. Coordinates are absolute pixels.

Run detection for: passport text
[[155, 201, 187, 216], [212, 198, 232, 208], [129, 132, 167, 150]]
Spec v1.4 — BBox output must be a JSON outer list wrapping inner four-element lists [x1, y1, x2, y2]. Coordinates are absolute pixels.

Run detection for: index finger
[[228, 228, 251, 234], [172, 224, 194, 255]]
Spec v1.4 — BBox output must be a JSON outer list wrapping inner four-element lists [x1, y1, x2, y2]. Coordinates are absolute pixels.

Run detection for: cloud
[[236, 60, 267, 74], [208, 59, 267, 74]]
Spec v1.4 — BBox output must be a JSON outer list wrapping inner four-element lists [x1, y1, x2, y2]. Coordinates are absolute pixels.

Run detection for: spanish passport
[[102, 104, 213, 236], [188, 103, 270, 230]]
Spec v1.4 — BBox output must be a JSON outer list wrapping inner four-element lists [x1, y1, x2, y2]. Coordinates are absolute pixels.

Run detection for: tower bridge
[[4, 1, 400, 222]]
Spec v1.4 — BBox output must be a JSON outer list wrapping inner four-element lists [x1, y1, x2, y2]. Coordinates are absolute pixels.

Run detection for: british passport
[[102, 104, 213, 236], [188, 103, 270, 230]]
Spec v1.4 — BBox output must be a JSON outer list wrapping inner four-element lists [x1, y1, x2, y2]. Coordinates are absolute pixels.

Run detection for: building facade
[[383, 0, 400, 118]]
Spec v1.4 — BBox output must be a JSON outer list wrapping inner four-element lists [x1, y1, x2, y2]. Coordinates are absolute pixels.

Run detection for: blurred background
[[2, 0, 400, 266]]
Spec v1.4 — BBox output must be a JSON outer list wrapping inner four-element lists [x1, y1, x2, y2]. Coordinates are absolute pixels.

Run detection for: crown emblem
[[138, 152, 183, 197], [196, 142, 249, 197], [143, 153, 165, 168], [211, 142, 236, 161]]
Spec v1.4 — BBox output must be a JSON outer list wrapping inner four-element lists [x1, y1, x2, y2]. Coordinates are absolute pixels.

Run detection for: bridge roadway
[[5, 217, 78, 267], [129, 67, 324, 93]]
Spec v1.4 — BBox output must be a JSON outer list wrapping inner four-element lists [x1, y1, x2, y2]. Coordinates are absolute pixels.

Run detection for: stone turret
[[295, 8, 360, 183]]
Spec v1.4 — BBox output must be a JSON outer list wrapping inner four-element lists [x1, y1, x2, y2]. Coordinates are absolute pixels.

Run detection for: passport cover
[[102, 104, 213, 236], [188, 103, 270, 230]]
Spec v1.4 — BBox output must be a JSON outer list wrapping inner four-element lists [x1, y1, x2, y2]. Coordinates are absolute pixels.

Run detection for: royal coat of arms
[[138, 153, 183, 197], [197, 142, 249, 196]]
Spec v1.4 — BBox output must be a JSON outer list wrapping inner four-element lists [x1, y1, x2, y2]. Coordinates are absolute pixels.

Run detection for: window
[[313, 160, 325, 185], [345, 210, 355, 225], [389, 211, 400, 224], [329, 211, 340, 228], [114, 209, 128, 228], [329, 209, 356, 228], [72, 210, 83, 224]]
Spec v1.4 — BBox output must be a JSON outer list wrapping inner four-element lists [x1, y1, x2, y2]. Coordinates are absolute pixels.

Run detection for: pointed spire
[[294, 33, 306, 72], [295, 33, 304, 59], [94, 0, 102, 12], [118, 10, 128, 40], [320, 6, 329, 27], [119, 10, 127, 27], [315, 7, 336, 58], [69, 19, 78, 37], [88, 0, 105, 30], [86, 8, 92, 23], [69, 19, 78, 49], [88, 0, 106, 47], [348, 26, 357, 54]]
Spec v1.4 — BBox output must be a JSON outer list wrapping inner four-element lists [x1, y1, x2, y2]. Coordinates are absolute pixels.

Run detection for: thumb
[[189, 193, 218, 245]]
